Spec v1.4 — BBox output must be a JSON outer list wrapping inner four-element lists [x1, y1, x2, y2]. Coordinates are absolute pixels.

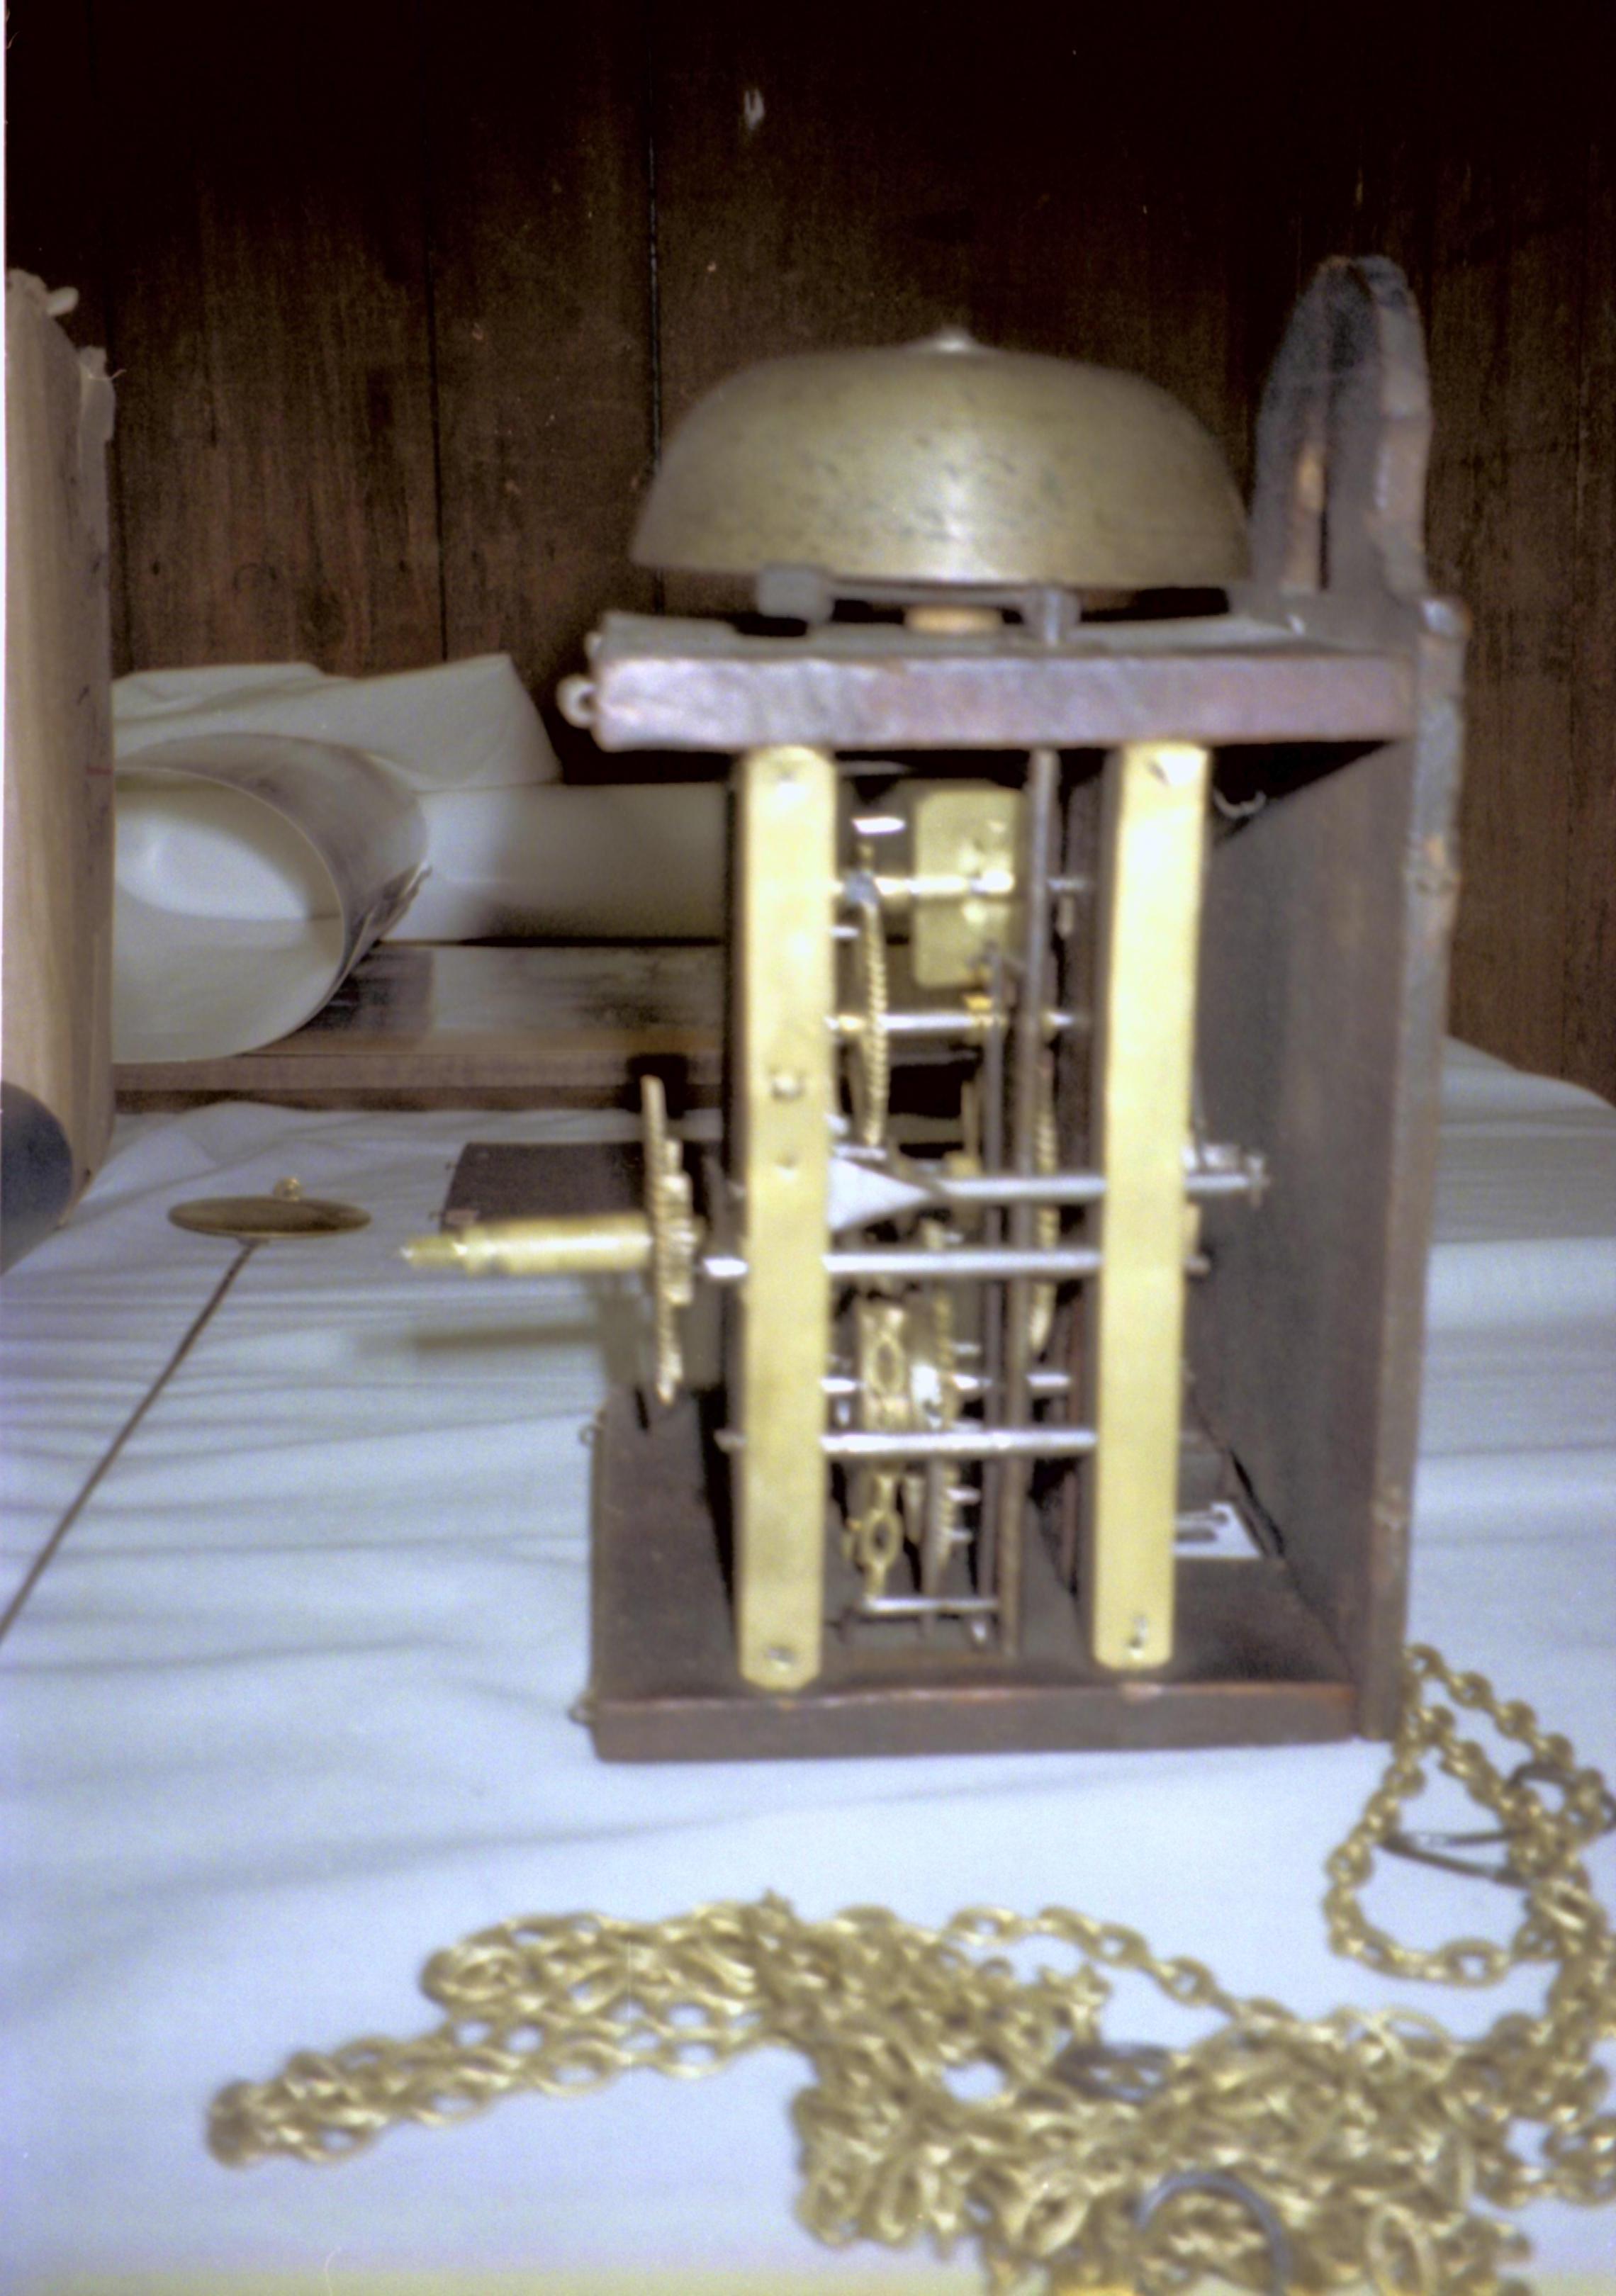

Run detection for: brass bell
[[632, 327, 1248, 596]]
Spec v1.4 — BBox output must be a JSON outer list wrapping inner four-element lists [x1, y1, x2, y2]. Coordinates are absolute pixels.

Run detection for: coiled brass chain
[[210, 1648, 1616, 2295]]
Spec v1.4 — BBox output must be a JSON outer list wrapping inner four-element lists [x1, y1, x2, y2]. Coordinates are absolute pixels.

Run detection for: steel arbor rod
[[997, 745, 1060, 1655], [824, 1424, 1097, 1462]]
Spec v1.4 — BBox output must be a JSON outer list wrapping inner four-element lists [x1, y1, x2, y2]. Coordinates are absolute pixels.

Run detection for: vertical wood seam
[[641, 0, 665, 614], [1566, 126, 1599, 1090], [414, 0, 449, 663], [83, 0, 133, 673]]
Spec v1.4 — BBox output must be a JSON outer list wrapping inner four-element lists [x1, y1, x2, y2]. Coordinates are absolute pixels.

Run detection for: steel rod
[[932, 1160, 1262, 1206], [865, 871, 1016, 908], [824, 1424, 1097, 1462], [831, 1006, 1080, 1040], [855, 1594, 1001, 1619], [977, 941, 1008, 1604], [997, 744, 1060, 1655], [700, 1248, 1217, 1288], [825, 1245, 1101, 1281], [821, 1366, 1070, 1401]]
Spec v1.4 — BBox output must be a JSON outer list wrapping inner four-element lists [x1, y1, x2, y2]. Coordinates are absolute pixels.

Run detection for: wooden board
[[1424, 45, 1582, 1088], [3, 278, 118, 1239], [6, 2, 1612, 1100], [424, 0, 657, 773], [113, 944, 722, 1110], [2, 0, 108, 348], [648, 1, 1246, 605], [94, 0, 444, 675], [2, 0, 127, 673], [1191, 709, 1461, 1738], [1567, 130, 1616, 1101]]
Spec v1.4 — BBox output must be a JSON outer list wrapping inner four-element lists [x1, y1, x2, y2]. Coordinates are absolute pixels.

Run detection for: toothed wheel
[[845, 886, 890, 1149], [641, 1076, 697, 1405]]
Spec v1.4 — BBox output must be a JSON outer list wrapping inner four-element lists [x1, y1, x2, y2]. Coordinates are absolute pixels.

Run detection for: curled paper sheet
[[110, 653, 726, 1064], [112, 734, 427, 1062], [110, 655, 553, 1062]]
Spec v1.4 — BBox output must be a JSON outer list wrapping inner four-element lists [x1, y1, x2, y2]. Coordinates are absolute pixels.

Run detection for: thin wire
[[0, 1240, 257, 1647]]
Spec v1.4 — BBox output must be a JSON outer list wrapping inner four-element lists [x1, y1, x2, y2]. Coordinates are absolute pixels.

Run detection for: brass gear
[[641, 1075, 697, 1405], [843, 880, 890, 1149]]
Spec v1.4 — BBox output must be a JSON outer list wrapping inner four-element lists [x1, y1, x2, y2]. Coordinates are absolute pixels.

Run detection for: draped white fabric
[[2, 1042, 1612, 2292]]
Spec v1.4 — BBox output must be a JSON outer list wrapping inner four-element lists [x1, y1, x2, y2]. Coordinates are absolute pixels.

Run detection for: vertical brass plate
[[1082, 742, 1211, 1671], [911, 785, 1021, 986], [734, 745, 836, 1691]]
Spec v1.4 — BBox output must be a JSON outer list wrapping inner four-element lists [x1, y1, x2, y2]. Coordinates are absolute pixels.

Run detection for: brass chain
[[210, 1648, 1616, 2295]]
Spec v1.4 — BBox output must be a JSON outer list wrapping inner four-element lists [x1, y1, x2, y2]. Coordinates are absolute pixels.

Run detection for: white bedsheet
[[2, 1042, 1613, 2293]]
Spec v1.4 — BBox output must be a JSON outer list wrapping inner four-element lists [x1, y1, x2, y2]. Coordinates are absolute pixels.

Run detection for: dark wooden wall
[[9, 1, 1612, 1101]]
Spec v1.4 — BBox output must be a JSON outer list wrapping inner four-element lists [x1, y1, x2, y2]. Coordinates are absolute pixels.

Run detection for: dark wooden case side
[[1191, 704, 1461, 1739], [1191, 259, 1465, 1738], [583, 1392, 1355, 1763]]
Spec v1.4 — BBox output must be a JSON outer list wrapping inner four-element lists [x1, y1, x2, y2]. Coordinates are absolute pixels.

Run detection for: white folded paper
[[113, 653, 559, 792], [111, 655, 726, 1064]]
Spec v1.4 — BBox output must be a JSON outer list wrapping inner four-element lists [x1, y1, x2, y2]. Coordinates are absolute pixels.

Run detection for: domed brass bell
[[633, 328, 1248, 595]]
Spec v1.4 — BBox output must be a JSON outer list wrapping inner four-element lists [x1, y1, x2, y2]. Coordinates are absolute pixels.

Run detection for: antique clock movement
[[409, 257, 1466, 1761]]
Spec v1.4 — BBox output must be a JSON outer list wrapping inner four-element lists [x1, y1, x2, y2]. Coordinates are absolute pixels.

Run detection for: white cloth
[[1, 1042, 1612, 2292]]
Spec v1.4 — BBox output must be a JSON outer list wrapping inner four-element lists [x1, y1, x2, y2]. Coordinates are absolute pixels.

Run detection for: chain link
[[211, 1648, 1615, 2294]]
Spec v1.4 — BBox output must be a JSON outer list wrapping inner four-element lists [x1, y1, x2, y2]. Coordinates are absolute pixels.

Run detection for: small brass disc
[[169, 1186, 370, 1242]]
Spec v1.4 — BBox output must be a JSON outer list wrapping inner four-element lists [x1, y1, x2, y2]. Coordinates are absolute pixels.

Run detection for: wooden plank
[[1567, 129, 1615, 1104], [94, 0, 443, 677], [4, 0, 128, 668], [1192, 719, 1460, 1738], [1348, 8, 1440, 322], [3, 0, 108, 344], [424, 0, 656, 768], [585, 621, 1417, 752], [648, 3, 1239, 602], [113, 944, 723, 1110], [4, 276, 118, 1227], [16, 1, 1605, 1099], [1424, 45, 1584, 1080]]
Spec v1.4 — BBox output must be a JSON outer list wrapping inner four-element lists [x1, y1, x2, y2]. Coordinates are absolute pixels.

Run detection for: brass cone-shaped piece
[[634, 330, 1247, 592]]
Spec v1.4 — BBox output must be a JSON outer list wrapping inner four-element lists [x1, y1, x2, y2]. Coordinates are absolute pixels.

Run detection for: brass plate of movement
[[910, 785, 1022, 986], [169, 1179, 370, 1242]]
